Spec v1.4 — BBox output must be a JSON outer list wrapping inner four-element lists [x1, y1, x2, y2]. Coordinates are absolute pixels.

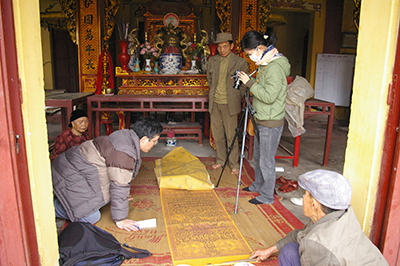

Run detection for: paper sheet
[[137, 218, 157, 229]]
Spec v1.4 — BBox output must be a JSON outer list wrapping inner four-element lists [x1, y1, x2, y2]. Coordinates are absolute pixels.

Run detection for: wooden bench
[[160, 122, 203, 145]]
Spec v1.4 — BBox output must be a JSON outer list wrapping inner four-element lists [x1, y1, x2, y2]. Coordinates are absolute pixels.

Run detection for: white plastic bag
[[285, 76, 314, 138]]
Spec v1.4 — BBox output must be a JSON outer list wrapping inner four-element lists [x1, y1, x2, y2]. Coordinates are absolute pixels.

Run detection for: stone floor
[[47, 113, 348, 225]]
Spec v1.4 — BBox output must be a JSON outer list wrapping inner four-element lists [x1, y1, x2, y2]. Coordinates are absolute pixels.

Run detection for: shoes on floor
[[242, 187, 251, 192], [249, 198, 264, 204], [278, 180, 299, 193], [276, 176, 290, 185], [290, 197, 303, 206]]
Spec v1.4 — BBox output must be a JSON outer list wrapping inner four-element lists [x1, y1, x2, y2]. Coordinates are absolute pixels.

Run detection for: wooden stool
[[100, 120, 114, 136], [160, 122, 203, 145]]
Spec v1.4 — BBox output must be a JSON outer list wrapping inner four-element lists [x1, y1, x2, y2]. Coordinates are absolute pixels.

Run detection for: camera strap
[[256, 65, 267, 83]]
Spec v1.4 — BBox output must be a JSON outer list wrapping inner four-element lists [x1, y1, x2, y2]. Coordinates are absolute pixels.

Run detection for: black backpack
[[58, 222, 152, 266]]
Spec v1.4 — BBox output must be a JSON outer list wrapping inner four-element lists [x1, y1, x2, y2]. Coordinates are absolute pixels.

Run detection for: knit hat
[[68, 109, 88, 127], [214, 33, 232, 43], [298, 170, 352, 210]]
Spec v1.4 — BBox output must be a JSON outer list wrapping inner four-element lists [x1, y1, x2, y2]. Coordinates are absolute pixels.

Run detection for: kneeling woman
[[238, 31, 291, 205]]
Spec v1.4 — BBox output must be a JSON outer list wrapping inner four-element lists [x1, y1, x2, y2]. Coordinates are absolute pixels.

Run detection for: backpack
[[58, 222, 152, 266]]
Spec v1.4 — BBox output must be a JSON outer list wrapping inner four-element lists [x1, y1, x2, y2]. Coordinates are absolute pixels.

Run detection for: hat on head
[[298, 169, 352, 210], [68, 109, 88, 127], [214, 32, 233, 43]]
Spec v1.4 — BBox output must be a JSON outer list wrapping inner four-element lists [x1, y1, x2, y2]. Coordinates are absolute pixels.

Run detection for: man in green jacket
[[250, 169, 388, 265]]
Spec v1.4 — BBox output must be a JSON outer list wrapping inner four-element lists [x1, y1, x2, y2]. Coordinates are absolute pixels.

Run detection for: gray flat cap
[[214, 33, 232, 43], [298, 170, 352, 210]]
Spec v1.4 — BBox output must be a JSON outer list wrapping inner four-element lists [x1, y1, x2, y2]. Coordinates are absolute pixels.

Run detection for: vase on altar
[[208, 43, 218, 58], [118, 40, 130, 71], [190, 60, 197, 71], [144, 58, 152, 72], [160, 53, 182, 74], [153, 61, 160, 74], [134, 60, 140, 72]]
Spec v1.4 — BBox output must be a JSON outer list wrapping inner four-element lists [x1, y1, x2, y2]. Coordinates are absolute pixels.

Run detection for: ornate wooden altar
[[115, 68, 209, 96], [115, 67, 210, 136], [140, 0, 200, 45]]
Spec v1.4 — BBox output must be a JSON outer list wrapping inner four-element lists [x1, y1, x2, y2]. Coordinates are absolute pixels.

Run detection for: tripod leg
[[234, 107, 249, 214], [216, 108, 246, 187]]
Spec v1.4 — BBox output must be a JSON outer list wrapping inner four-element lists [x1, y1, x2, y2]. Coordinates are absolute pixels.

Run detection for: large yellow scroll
[[154, 147, 214, 190], [161, 189, 253, 266]]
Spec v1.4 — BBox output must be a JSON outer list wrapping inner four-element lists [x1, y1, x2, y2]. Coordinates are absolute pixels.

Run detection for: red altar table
[[45, 92, 94, 131], [114, 70, 210, 135], [87, 94, 209, 137]]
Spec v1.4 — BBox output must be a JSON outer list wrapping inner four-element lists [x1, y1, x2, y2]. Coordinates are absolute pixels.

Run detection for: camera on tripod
[[231, 70, 242, 90]]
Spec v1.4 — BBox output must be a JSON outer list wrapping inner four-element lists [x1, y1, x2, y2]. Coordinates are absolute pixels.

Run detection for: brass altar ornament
[[154, 19, 189, 59], [128, 28, 140, 55]]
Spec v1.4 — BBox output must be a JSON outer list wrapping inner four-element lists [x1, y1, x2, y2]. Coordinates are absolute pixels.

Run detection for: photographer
[[237, 31, 291, 205], [207, 33, 248, 175]]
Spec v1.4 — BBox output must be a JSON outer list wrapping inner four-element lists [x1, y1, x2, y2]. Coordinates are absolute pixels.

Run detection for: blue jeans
[[250, 125, 283, 204], [278, 242, 301, 266], [54, 197, 101, 224]]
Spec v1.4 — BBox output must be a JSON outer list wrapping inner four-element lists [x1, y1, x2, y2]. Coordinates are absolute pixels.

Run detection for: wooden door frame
[[0, 0, 40, 265], [370, 16, 400, 264]]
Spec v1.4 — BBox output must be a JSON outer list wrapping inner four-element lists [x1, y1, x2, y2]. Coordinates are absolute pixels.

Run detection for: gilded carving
[[183, 79, 202, 86], [216, 0, 231, 33], [137, 79, 158, 87], [115, 66, 130, 75], [160, 78, 179, 86], [82, 76, 97, 92], [119, 88, 209, 96], [259, 0, 272, 34], [101, 52, 110, 91], [103, 0, 120, 44], [353, 0, 361, 31], [59, 0, 76, 43], [272, 0, 306, 9], [200, 30, 210, 60], [128, 28, 140, 55]]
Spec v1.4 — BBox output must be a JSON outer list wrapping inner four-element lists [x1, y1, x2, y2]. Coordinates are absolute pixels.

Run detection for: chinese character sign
[[78, 0, 100, 92], [240, 0, 258, 72]]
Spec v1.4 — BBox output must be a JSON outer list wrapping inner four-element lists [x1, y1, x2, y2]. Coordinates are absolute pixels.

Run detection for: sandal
[[278, 181, 299, 193], [276, 176, 290, 186]]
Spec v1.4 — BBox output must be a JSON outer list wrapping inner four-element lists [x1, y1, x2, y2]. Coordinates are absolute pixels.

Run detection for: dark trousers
[[278, 242, 301, 266]]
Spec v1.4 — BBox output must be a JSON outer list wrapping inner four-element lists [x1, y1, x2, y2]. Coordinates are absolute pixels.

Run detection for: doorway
[[272, 9, 312, 79], [51, 28, 79, 93]]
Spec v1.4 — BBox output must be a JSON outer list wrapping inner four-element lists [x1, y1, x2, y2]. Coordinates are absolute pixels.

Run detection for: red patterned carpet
[[95, 157, 304, 266]]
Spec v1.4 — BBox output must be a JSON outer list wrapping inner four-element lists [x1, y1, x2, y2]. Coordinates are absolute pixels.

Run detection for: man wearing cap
[[50, 109, 91, 162], [250, 170, 388, 265], [207, 32, 247, 175]]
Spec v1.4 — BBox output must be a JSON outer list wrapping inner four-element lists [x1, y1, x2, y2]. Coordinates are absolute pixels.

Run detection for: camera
[[232, 70, 242, 90]]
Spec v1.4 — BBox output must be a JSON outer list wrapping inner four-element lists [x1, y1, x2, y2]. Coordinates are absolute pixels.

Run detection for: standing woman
[[238, 31, 291, 204]]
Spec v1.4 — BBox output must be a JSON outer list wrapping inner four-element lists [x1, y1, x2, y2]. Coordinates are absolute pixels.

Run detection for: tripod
[[215, 88, 259, 213]]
